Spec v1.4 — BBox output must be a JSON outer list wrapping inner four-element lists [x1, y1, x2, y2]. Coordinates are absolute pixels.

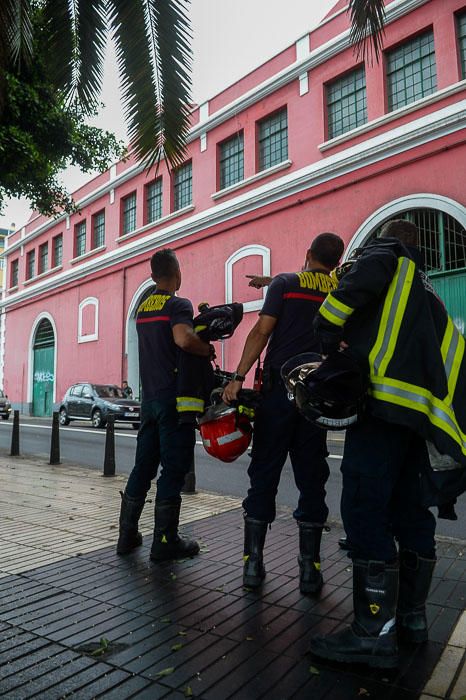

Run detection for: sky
[[0, 0, 337, 231]]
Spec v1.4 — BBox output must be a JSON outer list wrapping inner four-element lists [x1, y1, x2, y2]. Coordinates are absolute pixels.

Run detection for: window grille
[[458, 12, 466, 79], [219, 132, 244, 189], [327, 67, 367, 139], [258, 108, 288, 171], [174, 162, 192, 211], [387, 31, 437, 111], [122, 192, 137, 234], [53, 235, 63, 267], [38, 242, 48, 274], [146, 179, 163, 223], [92, 211, 105, 248], [75, 221, 86, 257]]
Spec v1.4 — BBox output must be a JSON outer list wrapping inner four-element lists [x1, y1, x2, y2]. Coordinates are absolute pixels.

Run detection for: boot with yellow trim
[[298, 522, 324, 595], [150, 499, 200, 561], [243, 516, 267, 588], [310, 559, 399, 668]]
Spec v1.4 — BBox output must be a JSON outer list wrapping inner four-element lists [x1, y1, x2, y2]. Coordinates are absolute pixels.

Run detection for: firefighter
[[309, 220, 466, 668], [117, 249, 213, 561], [223, 233, 345, 594]]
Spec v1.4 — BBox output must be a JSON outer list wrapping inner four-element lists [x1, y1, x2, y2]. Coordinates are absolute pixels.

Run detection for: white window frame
[[225, 244, 271, 312], [78, 296, 99, 343]]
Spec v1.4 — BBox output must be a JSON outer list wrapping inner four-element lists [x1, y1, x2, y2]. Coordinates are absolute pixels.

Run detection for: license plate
[[125, 412, 139, 418]]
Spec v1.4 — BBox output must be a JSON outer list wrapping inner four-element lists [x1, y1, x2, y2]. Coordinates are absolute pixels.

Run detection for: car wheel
[[132, 423, 140, 430], [59, 408, 70, 426], [92, 409, 106, 428], [2, 414, 9, 420]]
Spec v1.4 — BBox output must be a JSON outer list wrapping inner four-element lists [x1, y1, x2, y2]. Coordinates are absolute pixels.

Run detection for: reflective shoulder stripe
[[370, 375, 466, 458], [176, 397, 205, 413], [369, 257, 415, 378], [441, 316, 465, 405], [319, 294, 354, 328]]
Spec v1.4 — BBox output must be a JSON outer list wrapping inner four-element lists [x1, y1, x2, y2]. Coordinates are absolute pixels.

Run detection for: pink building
[[2, 0, 466, 415]]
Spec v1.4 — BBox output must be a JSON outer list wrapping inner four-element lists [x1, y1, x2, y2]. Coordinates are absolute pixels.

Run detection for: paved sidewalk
[[0, 455, 465, 699]]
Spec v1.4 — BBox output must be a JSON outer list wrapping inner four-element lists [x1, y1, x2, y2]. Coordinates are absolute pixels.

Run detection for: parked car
[[0, 390, 12, 420], [59, 383, 141, 429]]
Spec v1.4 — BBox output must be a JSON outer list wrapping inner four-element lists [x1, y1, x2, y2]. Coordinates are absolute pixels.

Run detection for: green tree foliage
[[0, 69, 125, 216]]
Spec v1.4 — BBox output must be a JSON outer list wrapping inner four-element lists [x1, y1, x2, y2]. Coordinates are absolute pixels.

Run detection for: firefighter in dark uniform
[[223, 233, 344, 594], [310, 220, 466, 668], [117, 249, 213, 561]]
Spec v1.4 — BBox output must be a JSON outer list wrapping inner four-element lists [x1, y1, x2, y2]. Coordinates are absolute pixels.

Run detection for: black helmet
[[281, 351, 368, 429]]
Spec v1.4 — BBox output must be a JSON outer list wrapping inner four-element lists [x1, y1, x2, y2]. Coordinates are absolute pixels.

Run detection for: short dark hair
[[379, 219, 419, 247], [150, 248, 179, 280], [309, 232, 344, 269]]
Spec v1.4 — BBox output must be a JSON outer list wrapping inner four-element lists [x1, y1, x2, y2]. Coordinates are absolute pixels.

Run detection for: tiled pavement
[[0, 457, 465, 699]]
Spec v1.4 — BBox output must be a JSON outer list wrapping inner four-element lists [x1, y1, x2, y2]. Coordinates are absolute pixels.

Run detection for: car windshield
[[94, 385, 125, 399]]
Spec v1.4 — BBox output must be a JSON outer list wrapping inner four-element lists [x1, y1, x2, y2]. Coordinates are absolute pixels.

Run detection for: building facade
[[2, 0, 466, 415]]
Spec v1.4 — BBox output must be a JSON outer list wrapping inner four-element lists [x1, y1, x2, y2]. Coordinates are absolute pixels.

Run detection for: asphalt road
[[0, 415, 464, 540]]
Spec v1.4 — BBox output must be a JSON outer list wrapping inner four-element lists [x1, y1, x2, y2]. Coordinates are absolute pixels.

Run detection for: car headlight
[[108, 403, 122, 411]]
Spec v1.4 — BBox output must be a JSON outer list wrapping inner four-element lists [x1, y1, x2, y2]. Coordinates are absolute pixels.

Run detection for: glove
[[317, 330, 343, 356]]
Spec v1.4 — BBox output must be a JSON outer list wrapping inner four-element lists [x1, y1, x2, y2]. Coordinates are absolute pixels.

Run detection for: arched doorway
[[32, 318, 55, 416], [348, 195, 466, 335], [126, 279, 155, 400]]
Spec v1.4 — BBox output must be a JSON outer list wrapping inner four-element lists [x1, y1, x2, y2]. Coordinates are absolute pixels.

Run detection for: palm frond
[[8, 0, 34, 70], [349, 0, 386, 62], [42, 0, 75, 95], [108, 0, 163, 167], [148, 0, 192, 169], [76, 0, 108, 110]]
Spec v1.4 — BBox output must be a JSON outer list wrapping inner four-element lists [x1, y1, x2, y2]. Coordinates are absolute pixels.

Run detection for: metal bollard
[[103, 415, 116, 477], [49, 411, 61, 465], [10, 410, 20, 456], [182, 456, 196, 494]]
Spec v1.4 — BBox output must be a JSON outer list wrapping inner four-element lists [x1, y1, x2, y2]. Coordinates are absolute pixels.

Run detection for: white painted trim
[[296, 35, 310, 61], [125, 278, 154, 354], [346, 194, 466, 256], [2, 101, 465, 311], [70, 246, 106, 265], [299, 73, 309, 96], [126, 278, 154, 400], [212, 160, 292, 200], [225, 244, 270, 312], [320, 81, 466, 151], [117, 206, 195, 244], [78, 297, 99, 343], [200, 133, 207, 151], [23, 265, 62, 286], [7, 0, 430, 251], [27, 312, 57, 404]]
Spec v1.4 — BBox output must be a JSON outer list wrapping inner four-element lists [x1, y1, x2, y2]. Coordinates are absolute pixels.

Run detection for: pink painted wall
[[4, 0, 466, 408]]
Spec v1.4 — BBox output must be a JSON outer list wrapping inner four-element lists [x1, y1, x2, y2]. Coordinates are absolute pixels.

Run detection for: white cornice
[[2, 99, 464, 312], [187, 0, 430, 142], [6, 0, 430, 254]]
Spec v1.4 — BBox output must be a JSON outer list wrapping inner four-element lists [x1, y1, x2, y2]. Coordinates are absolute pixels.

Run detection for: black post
[[182, 456, 196, 494], [49, 411, 61, 465], [103, 415, 116, 477], [10, 410, 20, 456]]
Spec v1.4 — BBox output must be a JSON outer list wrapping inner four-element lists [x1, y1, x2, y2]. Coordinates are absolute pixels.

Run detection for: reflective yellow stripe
[[176, 397, 205, 413], [319, 294, 354, 328], [370, 375, 466, 457], [369, 257, 415, 377], [194, 324, 207, 333], [441, 317, 465, 405]]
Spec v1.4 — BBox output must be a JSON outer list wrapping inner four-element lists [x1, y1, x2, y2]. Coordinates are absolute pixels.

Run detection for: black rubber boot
[[150, 499, 200, 561], [298, 522, 324, 595], [243, 517, 267, 588], [397, 550, 436, 643], [116, 490, 145, 555], [310, 559, 399, 668]]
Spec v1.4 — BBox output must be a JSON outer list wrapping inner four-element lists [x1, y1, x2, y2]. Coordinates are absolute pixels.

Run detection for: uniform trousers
[[341, 413, 436, 562], [125, 398, 195, 503], [243, 373, 330, 524]]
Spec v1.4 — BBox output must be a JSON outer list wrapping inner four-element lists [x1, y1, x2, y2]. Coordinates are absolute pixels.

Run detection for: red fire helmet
[[198, 403, 252, 463]]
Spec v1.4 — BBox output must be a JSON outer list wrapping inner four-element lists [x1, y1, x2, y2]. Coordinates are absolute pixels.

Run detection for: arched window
[[78, 297, 99, 343], [225, 244, 271, 312]]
